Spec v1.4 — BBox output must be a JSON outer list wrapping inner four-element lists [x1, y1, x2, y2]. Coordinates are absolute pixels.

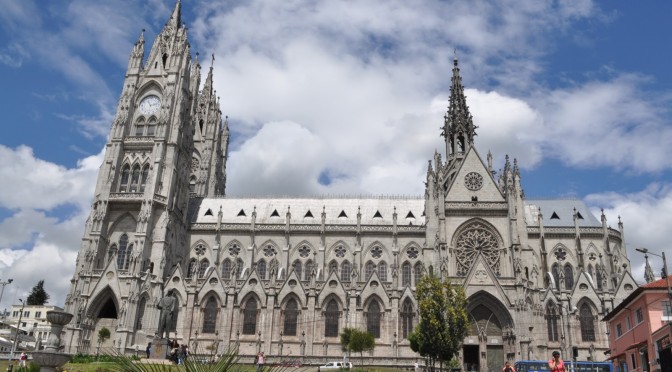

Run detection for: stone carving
[[455, 223, 500, 276], [156, 290, 177, 339]]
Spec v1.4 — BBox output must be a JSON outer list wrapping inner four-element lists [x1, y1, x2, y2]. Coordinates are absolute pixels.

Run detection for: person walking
[[146, 342, 152, 359], [503, 361, 516, 372], [257, 352, 265, 372], [548, 351, 566, 372], [19, 351, 28, 368]]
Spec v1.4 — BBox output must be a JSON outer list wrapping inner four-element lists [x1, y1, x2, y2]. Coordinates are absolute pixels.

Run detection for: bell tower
[[63, 0, 227, 352]]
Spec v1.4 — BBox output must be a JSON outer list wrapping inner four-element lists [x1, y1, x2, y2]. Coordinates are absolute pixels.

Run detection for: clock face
[[138, 95, 161, 115]]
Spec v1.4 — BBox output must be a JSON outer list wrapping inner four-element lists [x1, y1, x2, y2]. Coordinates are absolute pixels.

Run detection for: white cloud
[[586, 183, 672, 284], [0, 145, 102, 310]]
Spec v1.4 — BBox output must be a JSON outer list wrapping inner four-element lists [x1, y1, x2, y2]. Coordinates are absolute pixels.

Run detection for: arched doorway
[[464, 292, 514, 372], [86, 287, 119, 354]]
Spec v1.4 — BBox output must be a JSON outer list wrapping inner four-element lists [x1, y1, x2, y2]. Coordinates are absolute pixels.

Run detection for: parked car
[[319, 361, 353, 369]]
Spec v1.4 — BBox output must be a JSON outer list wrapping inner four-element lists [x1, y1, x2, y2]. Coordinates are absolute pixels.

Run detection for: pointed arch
[[202, 296, 219, 334], [140, 164, 150, 192], [187, 258, 197, 278], [257, 259, 267, 280], [340, 260, 351, 282], [564, 263, 574, 290], [304, 259, 314, 281], [292, 240, 316, 259], [324, 298, 341, 337], [130, 164, 141, 192], [283, 297, 300, 336], [578, 300, 597, 342], [221, 258, 232, 279], [414, 262, 424, 286], [116, 234, 129, 270], [366, 299, 381, 338], [466, 291, 514, 338], [87, 286, 119, 320], [378, 261, 388, 281], [198, 259, 209, 278], [135, 116, 146, 136], [363, 241, 387, 260], [551, 263, 561, 290], [328, 260, 339, 276], [242, 296, 258, 335], [258, 239, 280, 258], [401, 297, 414, 339], [365, 261, 375, 281], [402, 261, 412, 287], [546, 302, 560, 341], [119, 164, 131, 191], [401, 242, 422, 260], [225, 240, 243, 257], [146, 116, 156, 136], [327, 241, 352, 259], [135, 295, 148, 330], [452, 218, 504, 276]]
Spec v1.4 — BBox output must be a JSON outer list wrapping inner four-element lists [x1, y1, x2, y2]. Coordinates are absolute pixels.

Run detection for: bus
[[515, 360, 613, 372]]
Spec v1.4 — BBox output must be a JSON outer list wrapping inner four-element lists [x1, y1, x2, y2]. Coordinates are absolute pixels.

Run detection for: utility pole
[[0, 279, 13, 315], [10, 299, 25, 361]]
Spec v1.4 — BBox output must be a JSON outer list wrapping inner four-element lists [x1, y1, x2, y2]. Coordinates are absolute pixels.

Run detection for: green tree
[[340, 327, 374, 368], [409, 273, 468, 372], [26, 279, 50, 305], [97, 327, 111, 355]]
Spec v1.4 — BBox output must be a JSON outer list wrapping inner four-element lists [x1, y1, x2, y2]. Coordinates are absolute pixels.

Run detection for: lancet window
[[401, 298, 414, 339], [564, 264, 574, 290], [324, 299, 340, 337], [366, 300, 381, 338], [258, 260, 267, 279], [341, 261, 351, 282], [242, 298, 257, 335], [402, 262, 411, 287], [579, 303, 596, 341], [546, 303, 560, 341], [283, 298, 299, 336], [198, 259, 209, 278], [202, 297, 218, 333]]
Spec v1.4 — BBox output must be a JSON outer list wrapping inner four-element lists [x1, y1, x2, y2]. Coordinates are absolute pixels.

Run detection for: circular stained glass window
[[464, 172, 484, 191]]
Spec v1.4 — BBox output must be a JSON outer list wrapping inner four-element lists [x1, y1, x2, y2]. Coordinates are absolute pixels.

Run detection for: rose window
[[407, 247, 419, 259], [335, 245, 346, 258], [464, 172, 484, 191], [554, 248, 567, 261], [263, 244, 277, 257], [195, 244, 206, 256], [371, 246, 383, 259], [228, 244, 240, 256], [298, 245, 311, 258], [455, 224, 500, 276]]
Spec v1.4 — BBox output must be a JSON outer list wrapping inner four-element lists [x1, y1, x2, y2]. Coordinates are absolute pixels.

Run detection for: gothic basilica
[[63, 3, 639, 370]]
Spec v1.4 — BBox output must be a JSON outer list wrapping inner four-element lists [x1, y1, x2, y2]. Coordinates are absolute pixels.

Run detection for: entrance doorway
[[464, 345, 479, 372]]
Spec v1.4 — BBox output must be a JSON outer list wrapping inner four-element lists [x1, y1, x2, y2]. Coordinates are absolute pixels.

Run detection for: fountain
[[32, 310, 74, 372]]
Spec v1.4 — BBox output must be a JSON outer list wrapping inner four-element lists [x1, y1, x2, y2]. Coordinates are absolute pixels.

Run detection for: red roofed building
[[604, 275, 672, 372]]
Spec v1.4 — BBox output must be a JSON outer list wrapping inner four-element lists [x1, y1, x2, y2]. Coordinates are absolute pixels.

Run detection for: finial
[[211, 53, 215, 68], [453, 48, 458, 65]]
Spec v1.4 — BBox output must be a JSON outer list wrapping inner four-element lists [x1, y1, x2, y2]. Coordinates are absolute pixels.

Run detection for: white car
[[319, 361, 353, 369]]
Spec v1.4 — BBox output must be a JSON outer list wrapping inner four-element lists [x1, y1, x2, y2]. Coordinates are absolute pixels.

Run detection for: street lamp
[[10, 299, 25, 361], [635, 248, 672, 309], [0, 279, 13, 314]]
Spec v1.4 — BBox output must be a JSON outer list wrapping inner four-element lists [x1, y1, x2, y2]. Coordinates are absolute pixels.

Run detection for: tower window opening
[[162, 53, 168, 69]]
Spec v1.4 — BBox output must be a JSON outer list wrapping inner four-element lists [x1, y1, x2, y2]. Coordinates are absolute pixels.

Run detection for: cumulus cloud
[[0, 145, 102, 309], [586, 183, 672, 284]]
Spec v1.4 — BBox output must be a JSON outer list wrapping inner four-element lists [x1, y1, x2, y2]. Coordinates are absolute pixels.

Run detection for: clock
[[138, 95, 161, 115]]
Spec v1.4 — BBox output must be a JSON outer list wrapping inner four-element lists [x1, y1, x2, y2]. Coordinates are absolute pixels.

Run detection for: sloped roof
[[643, 274, 672, 289], [523, 199, 601, 227], [192, 196, 425, 226]]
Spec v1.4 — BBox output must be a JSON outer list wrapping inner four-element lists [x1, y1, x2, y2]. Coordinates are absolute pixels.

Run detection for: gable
[[445, 147, 504, 202]]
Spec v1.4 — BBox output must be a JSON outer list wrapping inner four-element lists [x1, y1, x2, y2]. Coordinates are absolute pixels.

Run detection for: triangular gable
[[613, 270, 639, 305], [463, 256, 510, 305], [316, 271, 348, 306], [237, 270, 268, 307], [445, 146, 505, 202], [360, 271, 391, 305], [277, 269, 307, 298], [570, 271, 601, 307]]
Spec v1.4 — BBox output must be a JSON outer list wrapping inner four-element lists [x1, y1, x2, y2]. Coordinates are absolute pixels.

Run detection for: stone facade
[[62, 3, 639, 370]]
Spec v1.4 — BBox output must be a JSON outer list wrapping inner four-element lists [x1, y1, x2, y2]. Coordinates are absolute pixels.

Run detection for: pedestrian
[[19, 351, 28, 368], [503, 361, 516, 372], [146, 342, 152, 358], [257, 351, 265, 372], [178, 344, 187, 365], [548, 351, 566, 372]]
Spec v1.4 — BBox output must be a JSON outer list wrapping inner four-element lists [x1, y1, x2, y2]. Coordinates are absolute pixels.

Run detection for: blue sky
[[0, 0, 671, 309]]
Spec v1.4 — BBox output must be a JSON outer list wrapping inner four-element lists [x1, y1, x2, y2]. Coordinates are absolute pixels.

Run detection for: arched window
[[187, 258, 197, 278], [135, 296, 147, 330], [365, 261, 374, 280], [242, 298, 257, 335], [146, 117, 156, 136], [257, 259, 267, 280], [325, 299, 339, 337], [222, 259, 231, 279], [378, 261, 387, 281], [329, 260, 339, 275], [283, 298, 299, 336], [552, 263, 561, 290], [202, 297, 218, 333], [120, 165, 130, 192], [402, 262, 411, 287], [546, 303, 559, 341], [117, 234, 129, 270], [135, 117, 145, 136], [587, 264, 594, 282], [304, 260, 313, 281], [140, 164, 150, 192], [130, 165, 141, 192], [596, 266, 603, 290], [564, 264, 574, 290], [401, 298, 414, 339], [414, 263, 423, 286], [189, 176, 197, 193], [198, 259, 209, 278], [341, 261, 351, 282], [579, 303, 596, 341], [367, 300, 381, 338], [293, 260, 302, 280]]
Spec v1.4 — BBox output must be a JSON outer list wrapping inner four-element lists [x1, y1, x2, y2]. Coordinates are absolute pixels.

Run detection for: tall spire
[[167, 0, 182, 30], [442, 55, 477, 157]]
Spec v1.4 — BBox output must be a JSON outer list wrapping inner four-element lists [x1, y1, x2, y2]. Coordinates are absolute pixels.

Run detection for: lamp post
[[0, 279, 13, 313], [10, 299, 25, 361], [635, 248, 672, 309]]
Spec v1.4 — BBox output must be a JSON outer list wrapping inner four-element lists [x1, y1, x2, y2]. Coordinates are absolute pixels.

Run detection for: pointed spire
[[644, 254, 655, 283], [127, 29, 145, 70], [203, 53, 215, 97], [168, 0, 182, 30], [443, 54, 477, 156]]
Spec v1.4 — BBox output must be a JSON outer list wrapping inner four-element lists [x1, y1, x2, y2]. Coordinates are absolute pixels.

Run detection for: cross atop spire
[[442, 55, 477, 158]]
